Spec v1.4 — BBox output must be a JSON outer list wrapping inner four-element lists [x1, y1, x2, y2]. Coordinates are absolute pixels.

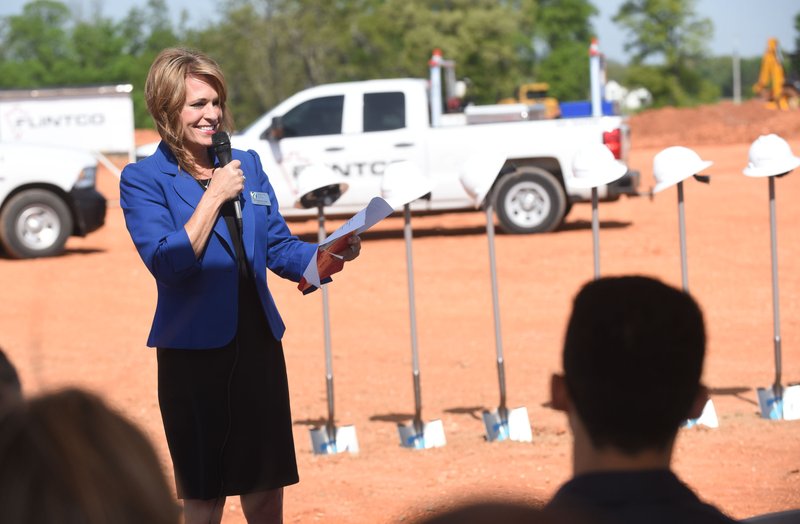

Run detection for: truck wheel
[[494, 167, 566, 233], [0, 189, 73, 259]]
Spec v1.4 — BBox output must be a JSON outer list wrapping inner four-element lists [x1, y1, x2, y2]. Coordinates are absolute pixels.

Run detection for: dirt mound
[[630, 99, 800, 148]]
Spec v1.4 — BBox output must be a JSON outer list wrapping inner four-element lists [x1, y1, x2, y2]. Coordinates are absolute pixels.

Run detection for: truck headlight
[[74, 165, 98, 189]]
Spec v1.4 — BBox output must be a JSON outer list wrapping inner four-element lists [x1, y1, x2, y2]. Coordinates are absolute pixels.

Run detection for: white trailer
[[0, 84, 136, 174], [0, 85, 126, 258]]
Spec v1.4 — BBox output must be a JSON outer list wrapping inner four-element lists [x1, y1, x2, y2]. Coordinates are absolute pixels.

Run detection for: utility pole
[[733, 38, 742, 105]]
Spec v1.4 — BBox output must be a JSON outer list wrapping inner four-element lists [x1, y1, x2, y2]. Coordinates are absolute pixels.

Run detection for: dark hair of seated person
[[411, 499, 593, 524], [563, 275, 706, 453], [0, 387, 179, 524], [0, 347, 22, 410]]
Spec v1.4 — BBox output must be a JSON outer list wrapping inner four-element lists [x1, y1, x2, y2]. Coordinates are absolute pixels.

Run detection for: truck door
[[331, 89, 427, 208], [272, 87, 426, 210], [270, 93, 346, 200]]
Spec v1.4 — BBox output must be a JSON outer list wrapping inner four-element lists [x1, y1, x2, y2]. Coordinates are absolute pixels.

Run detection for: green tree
[[0, 0, 609, 128], [189, 1, 304, 126], [0, 0, 184, 127], [613, 0, 719, 106], [336, 0, 540, 104], [535, 42, 593, 101], [614, 0, 711, 66], [697, 54, 762, 100], [69, 16, 130, 85], [192, 0, 547, 124], [118, 0, 183, 126], [0, 0, 73, 86], [533, 0, 598, 101]]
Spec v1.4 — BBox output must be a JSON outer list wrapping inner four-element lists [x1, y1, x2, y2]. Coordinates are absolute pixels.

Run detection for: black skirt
[[156, 276, 299, 500]]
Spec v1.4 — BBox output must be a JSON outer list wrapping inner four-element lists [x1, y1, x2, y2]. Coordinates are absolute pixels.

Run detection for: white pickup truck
[[140, 77, 639, 233], [0, 143, 106, 258]]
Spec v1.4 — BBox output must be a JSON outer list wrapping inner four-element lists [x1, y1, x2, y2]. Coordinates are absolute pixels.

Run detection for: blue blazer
[[120, 142, 316, 349]]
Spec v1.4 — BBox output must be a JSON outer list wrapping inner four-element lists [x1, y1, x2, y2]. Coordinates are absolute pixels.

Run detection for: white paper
[[302, 250, 321, 288], [319, 196, 394, 250], [301, 196, 394, 288]]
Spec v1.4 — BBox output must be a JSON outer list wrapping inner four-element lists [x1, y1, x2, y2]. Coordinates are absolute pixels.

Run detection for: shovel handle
[[486, 203, 508, 407], [326, 375, 335, 437], [318, 206, 337, 441], [404, 204, 425, 424], [677, 182, 689, 292], [497, 358, 507, 413], [412, 367, 423, 435], [768, 177, 782, 389]]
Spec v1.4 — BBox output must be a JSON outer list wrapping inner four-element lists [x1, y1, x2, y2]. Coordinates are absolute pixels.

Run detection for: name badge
[[250, 191, 271, 206]]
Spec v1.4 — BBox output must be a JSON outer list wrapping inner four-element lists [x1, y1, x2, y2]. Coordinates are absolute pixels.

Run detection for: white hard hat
[[381, 160, 434, 209], [459, 150, 507, 208], [652, 146, 713, 193], [569, 143, 627, 189], [294, 164, 349, 209], [743, 134, 800, 178]]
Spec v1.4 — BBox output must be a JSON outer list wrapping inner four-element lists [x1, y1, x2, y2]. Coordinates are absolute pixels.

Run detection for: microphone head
[[212, 131, 232, 165], [212, 131, 230, 150]]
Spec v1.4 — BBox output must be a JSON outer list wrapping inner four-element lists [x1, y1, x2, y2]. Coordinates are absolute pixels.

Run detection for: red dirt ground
[[1, 99, 799, 522]]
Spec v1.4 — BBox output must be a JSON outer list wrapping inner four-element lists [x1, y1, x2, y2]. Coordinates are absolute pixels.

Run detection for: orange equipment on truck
[[498, 82, 561, 119]]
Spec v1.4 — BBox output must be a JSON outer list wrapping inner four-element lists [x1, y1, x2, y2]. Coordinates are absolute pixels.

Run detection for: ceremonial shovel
[[754, 175, 800, 420], [743, 135, 800, 420], [652, 146, 718, 428], [460, 153, 531, 442], [295, 165, 359, 454], [382, 162, 446, 449]]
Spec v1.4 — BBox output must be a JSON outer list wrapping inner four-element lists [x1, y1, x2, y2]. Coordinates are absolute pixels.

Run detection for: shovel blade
[[786, 386, 800, 420], [482, 407, 533, 442], [757, 387, 784, 420], [397, 419, 446, 449], [758, 385, 800, 420], [310, 424, 359, 455], [683, 399, 719, 429]]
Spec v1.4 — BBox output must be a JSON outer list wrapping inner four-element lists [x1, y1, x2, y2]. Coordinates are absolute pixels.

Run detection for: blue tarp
[[559, 100, 618, 118]]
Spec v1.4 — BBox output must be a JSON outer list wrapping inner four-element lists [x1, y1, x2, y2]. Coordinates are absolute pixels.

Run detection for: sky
[[0, 0, 797, 62]]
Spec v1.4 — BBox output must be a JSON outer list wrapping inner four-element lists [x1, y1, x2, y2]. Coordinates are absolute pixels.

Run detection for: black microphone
[[211, 131, 243, 229]]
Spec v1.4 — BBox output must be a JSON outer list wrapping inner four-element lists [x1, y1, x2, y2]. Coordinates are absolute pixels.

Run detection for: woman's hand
[[337, 235, 361, 262], [207, 159, 244, 202], [315, 235, 361, 283], [185, 159, 245, 258]]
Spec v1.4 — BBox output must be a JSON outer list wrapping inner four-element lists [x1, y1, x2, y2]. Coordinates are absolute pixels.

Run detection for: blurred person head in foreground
[[410, 499, 590, 524], [547, 276, 737, 523], [0, 347, 22, 409], [0, 388, 178, 524]]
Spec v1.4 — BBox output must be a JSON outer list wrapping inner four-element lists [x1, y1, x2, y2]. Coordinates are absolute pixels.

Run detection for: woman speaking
[[120, 47, 359, 524]]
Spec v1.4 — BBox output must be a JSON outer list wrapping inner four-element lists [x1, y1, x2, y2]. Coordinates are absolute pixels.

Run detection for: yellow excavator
[[753, 38, 799, 110], [499, 82, 561, 119]]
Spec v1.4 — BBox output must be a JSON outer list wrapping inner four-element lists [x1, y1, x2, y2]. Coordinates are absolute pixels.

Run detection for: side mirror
[[267, 115, 284, 141]]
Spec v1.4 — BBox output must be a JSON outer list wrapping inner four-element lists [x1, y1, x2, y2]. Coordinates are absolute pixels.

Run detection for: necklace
[[181, 163, 214, 190], [197, 165, 216, 190]]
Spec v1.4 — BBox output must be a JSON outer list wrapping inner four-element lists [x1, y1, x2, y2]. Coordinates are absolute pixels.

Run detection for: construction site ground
[[1, 99, 799, 523]]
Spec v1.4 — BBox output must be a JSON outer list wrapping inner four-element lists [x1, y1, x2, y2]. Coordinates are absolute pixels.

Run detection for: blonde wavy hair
[[144, 47, 235, 174]]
